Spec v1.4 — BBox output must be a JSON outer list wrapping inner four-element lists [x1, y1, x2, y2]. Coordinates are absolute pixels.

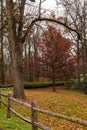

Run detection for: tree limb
[[22, 17, 81, 43], [0, 23, 7, 31]]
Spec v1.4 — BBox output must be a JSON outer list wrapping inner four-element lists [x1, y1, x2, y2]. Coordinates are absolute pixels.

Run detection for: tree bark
[[77, 37, 81, 88], [6, 0, 25, 99], [52, 66, 56, 92], [0, 0, 5, 84]]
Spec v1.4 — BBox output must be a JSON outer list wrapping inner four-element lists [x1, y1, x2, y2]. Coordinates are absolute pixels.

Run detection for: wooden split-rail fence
[[0, 89, 87, 130]]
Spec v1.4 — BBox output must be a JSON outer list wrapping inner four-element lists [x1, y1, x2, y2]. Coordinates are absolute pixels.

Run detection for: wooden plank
[[7, 93, 11, 118], [10, 97, 31, 108], [10, 108, 32, 124], [0, 93, 7, 98], [1, 92, 87, 128], [0, 127, 3, 130], [34, 122, 50, 130], [34, 107, 87, 127], [0, 90, 1, 107], [31, 101, 38, 130]]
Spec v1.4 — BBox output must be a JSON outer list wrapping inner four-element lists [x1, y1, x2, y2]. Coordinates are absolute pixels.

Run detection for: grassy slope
[[0, 89, 31, 130], [0, 88, 87, 130], [25, 87, 87, 130], [0, 106, 31, 130]]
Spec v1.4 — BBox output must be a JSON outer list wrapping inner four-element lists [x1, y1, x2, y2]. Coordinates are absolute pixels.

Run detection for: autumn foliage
[[37, 25, 76, 81]]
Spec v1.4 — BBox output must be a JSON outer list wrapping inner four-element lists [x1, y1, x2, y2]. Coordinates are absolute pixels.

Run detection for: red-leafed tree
[[37, 25, 76, 91]]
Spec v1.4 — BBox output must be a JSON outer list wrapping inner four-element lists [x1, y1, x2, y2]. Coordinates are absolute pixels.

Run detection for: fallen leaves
[[13, 87, 87, 129]]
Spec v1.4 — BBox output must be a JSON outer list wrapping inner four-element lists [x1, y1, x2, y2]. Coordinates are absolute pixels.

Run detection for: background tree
[[37, 25, 76, 91], [59, 0, 87, 85]]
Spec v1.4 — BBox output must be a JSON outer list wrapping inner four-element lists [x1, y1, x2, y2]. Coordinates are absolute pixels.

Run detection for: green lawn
[[0, 104, 31, 130], [1, 88, 87, 130]]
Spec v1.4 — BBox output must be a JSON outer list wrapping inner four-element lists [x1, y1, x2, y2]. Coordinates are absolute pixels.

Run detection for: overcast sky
[[42, 0, 56, 10], [30, 0, 64, 16], [41, 0, 64, 16], [34, 0, 56, 11]]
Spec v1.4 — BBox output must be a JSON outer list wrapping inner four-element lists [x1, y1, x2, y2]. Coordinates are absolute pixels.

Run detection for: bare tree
[[59, 0, 87, 85]]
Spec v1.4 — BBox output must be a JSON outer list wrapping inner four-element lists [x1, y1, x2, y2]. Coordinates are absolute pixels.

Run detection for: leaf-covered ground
[[24, 87, 87, 130], [1, 87, 87, 130]]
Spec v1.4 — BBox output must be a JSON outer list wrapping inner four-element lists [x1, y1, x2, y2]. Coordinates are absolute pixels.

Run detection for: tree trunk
[[77, 38, 81, 88], [0, 0, 5, 84], [9, 40, 25, 99], [6, 0, 25, 99], [52, 66, 56, 92], [12, 43, 25, 99], [33, 42, 39, 82]]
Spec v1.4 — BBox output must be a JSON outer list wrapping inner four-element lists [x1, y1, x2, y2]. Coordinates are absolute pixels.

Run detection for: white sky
[[30, 0, 64, 16], [34, 0, 57, 12], [42, 0, 56, 10], [41, 0, 64, 16]]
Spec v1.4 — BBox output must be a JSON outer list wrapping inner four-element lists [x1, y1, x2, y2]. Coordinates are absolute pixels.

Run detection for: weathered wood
[[1, 92, 87, 128], [0, 93, 7, 98], [0, 87, 13, 91], [0, 100, 8, 107], [4, 87, 13, 90], [10, 97, 31, 108], [31, 101, 38, 130], [34, 122, 50, 130], [0, 127, 3, 130], [10, 106, 50, 130], [7, 93, 11, 118], [10, 107, 32, 124], [0, 90, 1, 107], [34, 107, 87, 127]]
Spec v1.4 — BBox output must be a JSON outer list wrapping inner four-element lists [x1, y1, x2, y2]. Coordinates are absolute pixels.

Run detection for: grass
[[0, 90, 31, 130], [0, 88, 87, 130], [0, 105, 31, 130]]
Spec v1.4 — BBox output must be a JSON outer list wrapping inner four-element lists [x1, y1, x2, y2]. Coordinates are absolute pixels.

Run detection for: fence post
[[0, 89, 1, 107], [31, 101, 38, 130], [7, 93, 11, 118]]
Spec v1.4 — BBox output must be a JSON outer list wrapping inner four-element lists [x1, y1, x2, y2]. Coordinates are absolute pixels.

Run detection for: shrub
[[24, 82, 53, 89], [24, 81, 64, 89], [64, 81, 73, 90], [81, 81, 87, 94]]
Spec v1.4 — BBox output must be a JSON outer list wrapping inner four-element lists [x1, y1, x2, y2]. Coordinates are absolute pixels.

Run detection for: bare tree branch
[[22, 17, 81, 43], [0, 23, 7, 31]]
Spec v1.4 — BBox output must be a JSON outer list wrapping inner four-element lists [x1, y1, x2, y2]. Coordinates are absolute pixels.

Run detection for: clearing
[[24, 87, 87, 130], [1, 87, 87, 130]]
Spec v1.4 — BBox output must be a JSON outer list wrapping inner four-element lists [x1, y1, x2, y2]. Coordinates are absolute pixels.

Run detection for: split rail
[[0, 90, 87, 130]]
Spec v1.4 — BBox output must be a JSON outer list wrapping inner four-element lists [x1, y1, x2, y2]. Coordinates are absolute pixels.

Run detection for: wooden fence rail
[[0, 92, 87, 130], [0, 87, 13, 91], [0, 92, 50, 130]]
